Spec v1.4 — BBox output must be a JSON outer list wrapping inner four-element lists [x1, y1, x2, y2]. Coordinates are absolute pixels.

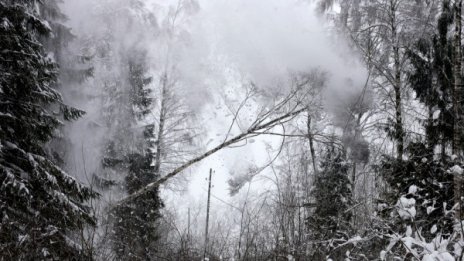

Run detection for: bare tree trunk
[[307, 113, 317, 175], [454, 0, 463, 219], [391, 1, 404, 160], [154, 73, 168, 175]]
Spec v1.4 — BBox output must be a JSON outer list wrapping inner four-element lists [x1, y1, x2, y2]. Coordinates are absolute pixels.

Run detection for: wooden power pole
[[204, 169, 213, 260]]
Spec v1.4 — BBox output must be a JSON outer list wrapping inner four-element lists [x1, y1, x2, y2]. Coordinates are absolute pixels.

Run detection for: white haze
[[196, 0, 367, 95], [60, 0, 368, 214]]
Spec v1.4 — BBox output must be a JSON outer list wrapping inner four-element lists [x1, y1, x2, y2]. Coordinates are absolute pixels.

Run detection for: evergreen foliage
[[0, 1, 97, 259], [377, 2, 459, 257], [407, 0, 454, 155], [307, 146, 353, 260], [112, 55, 163, 260], [380, 144, 455, 235], [378, 143, 456, 259], [92, 49, 163, 259]]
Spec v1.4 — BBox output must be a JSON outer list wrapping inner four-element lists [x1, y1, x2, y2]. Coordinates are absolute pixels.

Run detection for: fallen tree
[[116, 76, 321, 207]]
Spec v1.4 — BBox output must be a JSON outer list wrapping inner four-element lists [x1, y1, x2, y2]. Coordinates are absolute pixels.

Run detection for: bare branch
[[115, 106, 307, 207]]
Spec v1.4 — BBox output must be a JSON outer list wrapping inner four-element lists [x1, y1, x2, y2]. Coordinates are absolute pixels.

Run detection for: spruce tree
[[0, 1, 97, 259], [407, 0, 454, 156], [307, 145, 353, 260], [111, 53, 163, 261], [377, 2, 457, 257], [92, 49, 163, 259], [385, 0, 455, 235]]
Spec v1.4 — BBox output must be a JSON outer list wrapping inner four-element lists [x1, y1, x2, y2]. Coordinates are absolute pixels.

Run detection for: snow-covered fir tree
[[78, 1, 164, 258], [307, 144, 353, 260], [0, 1, 97, 259], [110, 51, 164, 260]]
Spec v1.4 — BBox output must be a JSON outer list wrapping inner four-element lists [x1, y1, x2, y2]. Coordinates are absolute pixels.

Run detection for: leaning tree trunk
[[454, 0, 463, 219]]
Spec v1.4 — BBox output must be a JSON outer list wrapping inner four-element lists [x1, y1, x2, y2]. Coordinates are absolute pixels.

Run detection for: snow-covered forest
[[3, 0, 464, 260]]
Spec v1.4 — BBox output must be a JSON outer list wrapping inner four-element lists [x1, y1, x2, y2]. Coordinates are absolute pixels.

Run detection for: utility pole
[[187, 207, 191, 260], [188, 207, 191, 243], [204, 169, 213, 260]]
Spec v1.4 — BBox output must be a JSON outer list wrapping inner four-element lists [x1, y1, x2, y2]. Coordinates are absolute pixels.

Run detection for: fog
[[59, 0, 369, 249], [5, 0, 459, 259]]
